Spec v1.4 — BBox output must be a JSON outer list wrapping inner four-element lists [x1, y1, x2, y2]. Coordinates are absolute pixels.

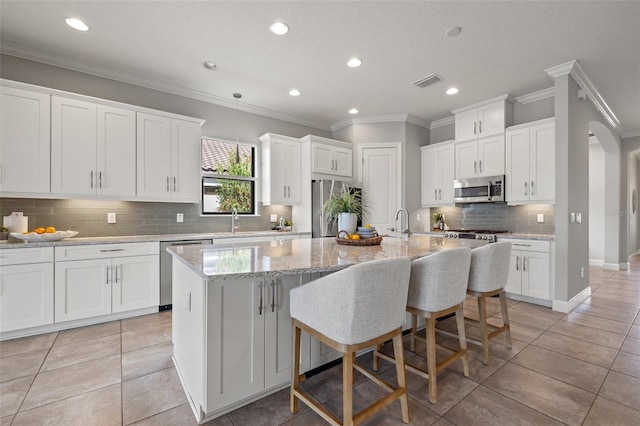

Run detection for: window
[[201, 138, 255, 215]]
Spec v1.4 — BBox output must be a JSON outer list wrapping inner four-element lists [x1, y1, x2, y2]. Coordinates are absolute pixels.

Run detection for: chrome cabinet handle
[[166, 177, 170, 192], [90, 171, 94, 189], [100, 248, 124, 252], [474, 161, 477, 173], [531, 181, 534, 195], [258, 282, 264, 315], [434, 189, 437, 200], [523, 257, 527, 272], [270, 280, 275, 313], [516, 256, 520, 271], [106, 266, 111, 285], [438, 188, 441, 200], [287, 186, 291, 197], [513, 243, 532, 247], [473, 121, 477, 135], [479, 120, 482, 134], [524, 181, 528, 196], [283, 185, 287, 198], [99, 171, 103, 189], [173, 177, 177, 192], [187, 291, 192, 312], [479, 160, 482, 172]]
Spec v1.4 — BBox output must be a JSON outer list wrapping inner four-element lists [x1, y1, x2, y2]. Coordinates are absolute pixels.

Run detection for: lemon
[[364, 224, 372, 228], [351, 234, 361, 240]]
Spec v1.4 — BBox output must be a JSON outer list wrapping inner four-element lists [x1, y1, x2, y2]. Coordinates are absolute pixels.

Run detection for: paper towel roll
[[3, 212, 28, 233]]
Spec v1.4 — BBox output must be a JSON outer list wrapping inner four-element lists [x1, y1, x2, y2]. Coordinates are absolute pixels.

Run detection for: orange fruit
[[35, 227, 45, 234], [351, 234, 361, 240], [45, 226, 56, 233]]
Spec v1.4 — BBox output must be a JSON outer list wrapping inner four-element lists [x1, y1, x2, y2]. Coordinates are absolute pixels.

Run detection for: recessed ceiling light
[[445, 26, 462, 37], [269, 21, 289, 35], [65, 17, 89, 32], [289, 89, 301, 96], [347, 58, 362, 68], [446, 87, 459, 95], [203, 61, 217, 70], [349, 108, 359, 114]]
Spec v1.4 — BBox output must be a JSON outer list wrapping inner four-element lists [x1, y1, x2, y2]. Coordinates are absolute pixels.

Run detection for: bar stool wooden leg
[[343, 350, 354, 426], [477, 295, 490, 365], [426, 316, 437, 404], [291, 323, 301, 413], [455, 306, 470, 377], [373, 343, 381, 371], [499, 291, 512, 349], [410, 314, 418, 352], [392, 333, 410, 423]]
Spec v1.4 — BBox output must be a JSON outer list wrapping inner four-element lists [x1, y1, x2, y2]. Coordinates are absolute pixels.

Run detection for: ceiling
[[1, 1, 639, 136]]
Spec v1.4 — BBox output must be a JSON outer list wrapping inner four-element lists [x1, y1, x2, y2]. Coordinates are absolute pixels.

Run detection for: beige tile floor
[[1, 257, 639, 425]]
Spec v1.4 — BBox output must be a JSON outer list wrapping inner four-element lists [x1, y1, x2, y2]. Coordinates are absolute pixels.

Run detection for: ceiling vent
[[412, 73, 443, 88]]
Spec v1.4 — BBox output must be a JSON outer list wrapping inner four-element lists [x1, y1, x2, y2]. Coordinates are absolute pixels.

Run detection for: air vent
[[412, 73, 443, 88]]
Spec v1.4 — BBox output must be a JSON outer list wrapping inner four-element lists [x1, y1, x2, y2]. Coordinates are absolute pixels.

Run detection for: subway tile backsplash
[[427, 203, 555, 235], [0, 198, 292, 237]]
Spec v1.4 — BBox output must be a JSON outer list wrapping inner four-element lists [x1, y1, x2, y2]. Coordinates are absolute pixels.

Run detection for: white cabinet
[[454, 99, 511, 143], [54, 243, 159, 322], [0, 86, 50, 194], [506, 118, 555, 204], [454, 135, 505, 179], [302, 135, 353, 178], [51, 97, 136, 197], [504, 239, 551, 302], [421, 141, 454, 206], [260, 133, 302, 205], [137, 113, 202, 202], [0, 248, 54, 332]]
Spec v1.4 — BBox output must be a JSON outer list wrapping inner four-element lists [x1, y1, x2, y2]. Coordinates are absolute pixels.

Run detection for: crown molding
[[451, 93, 516, 115], [0, 42, 331, 131], [515, 87, 555, 104], [330, 113, 430, 132], [624, 130, 640, 139], [545, 59, 624, 138], [429, 116, 455, 129]]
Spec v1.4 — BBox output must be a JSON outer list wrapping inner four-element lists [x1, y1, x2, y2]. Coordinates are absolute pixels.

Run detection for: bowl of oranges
[[10, 227, 78, 242]]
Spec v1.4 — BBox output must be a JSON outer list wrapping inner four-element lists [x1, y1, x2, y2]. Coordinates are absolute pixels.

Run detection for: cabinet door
[[529, 122, 555, 202], [171, 119, 201, 202], [285, 140, 302, 204], [55, 259, 112, 322], [439, 144, 455, 204], [97, 105, 136, 197], [505, 251, 522, 294], [0, 263, 54, 332], [455, 109, 478, 142], [112, 255, 159, 313], [506, 128, 531, 202], [208, 279, 265, 410], [312, 143, 334, 175], [334, 146, 353, 178], [455, 140, 478, 179], [269, 139, 289, 204], [477, 135, 505, 177], [51, 96, 97, 195], [522, 251, 550, 300], [478, 102, 505, 138], [265, 275, 300, 388], [0, 87, 50, 193], [421, 147, 439, 206], [137, 113, 172, 198]]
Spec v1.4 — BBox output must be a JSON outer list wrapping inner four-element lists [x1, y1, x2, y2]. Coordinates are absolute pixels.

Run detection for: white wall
[[589, 143, 605, 263]]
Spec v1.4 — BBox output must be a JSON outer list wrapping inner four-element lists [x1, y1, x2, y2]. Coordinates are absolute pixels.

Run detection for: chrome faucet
[[394, 208, 411, 238], [231, 208, 239, 234]]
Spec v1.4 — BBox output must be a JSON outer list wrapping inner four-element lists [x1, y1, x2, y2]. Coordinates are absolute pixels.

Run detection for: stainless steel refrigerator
[[311, 179, 361, 237]]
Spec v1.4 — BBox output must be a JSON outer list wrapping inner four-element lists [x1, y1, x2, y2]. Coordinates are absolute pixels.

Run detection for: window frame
[[201, 136, 257, 216]]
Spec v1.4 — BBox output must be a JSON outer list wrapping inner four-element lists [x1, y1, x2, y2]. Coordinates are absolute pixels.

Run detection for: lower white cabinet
[[504, 239, 551, 301], [54, 243, 159, 323], [0, 247, 54, 332]]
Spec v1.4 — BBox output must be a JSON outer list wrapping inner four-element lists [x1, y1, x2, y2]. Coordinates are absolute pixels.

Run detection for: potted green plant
[[431, 213, 443, 230], [323, 186, 366, 234]]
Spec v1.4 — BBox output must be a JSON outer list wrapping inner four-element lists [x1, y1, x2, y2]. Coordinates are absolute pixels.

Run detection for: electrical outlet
[[580, 267, 585, 278], [107, 213, 116, 224], [270, 214, 278, 222], [176, 213, 184, 223], [537, 214, 544, 223], [570, 213, 575, 223], [576, 213, 582, 223], [416, 213, 420, 222]]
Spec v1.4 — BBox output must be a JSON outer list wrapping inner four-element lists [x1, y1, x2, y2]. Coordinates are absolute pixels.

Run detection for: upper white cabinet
[[0, 86, 51, 194], [51, 96, 136, 197], [454, 135, 505, 179], [137, 113, 202, 202], [421, 141, 454, 206], [301, 135, 353, 179], [454, 98, 512, 143], [506, 118, 555, 204], [260, 133, 301, 205]]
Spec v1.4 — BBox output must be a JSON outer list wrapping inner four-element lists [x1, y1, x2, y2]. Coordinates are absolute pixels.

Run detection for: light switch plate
[[576, 213, 582, 223], [107, 213, 116, 224], [270, 214, 278, 222], [416, 214, 421, 222], [537, 214, 544, 223], [176, 213, 184, 223], [570, 212, 575, 223]]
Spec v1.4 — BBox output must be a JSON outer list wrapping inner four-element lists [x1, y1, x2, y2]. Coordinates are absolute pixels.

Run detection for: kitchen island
[[167, 235, 486, 423]]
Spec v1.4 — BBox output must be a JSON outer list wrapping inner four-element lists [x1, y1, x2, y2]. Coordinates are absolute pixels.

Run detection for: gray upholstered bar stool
[[374, 248, 471, 404], [466, 241, 513, 365], [290, 257, 412, 426]]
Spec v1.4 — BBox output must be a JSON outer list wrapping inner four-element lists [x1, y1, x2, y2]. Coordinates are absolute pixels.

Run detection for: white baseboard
[[603, 262, 621, 271], [589, 259, 604, 267], [553, 286, 592, 313]]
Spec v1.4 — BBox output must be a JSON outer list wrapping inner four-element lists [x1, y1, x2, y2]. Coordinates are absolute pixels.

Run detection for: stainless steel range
[[443, 229, 509, 243]]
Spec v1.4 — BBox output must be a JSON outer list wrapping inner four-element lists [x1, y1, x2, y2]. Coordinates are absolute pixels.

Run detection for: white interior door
[[359, 144, 400, 233]]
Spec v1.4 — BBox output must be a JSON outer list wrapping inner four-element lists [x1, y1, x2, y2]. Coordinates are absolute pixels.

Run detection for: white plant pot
[[338, 213, 358, 234]]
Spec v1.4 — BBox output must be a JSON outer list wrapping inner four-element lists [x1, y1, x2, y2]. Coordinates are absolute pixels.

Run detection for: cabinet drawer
[[502, 239, 549, 253], [0, 247, 54, 266], [55, 242, 159, 261]]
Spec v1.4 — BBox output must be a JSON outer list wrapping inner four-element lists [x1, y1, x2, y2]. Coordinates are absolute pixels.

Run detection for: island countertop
[[167, 235, 487, 280]]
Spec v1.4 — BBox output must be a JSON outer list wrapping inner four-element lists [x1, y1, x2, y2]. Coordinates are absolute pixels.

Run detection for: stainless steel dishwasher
[[160, 239, 212, 310]]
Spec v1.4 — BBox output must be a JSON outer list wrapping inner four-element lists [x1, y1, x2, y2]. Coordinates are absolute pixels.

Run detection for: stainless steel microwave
[[453, 175, 505, 203]]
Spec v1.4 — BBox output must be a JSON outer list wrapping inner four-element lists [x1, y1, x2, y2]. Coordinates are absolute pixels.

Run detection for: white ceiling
[[1, 1, 639, 136]]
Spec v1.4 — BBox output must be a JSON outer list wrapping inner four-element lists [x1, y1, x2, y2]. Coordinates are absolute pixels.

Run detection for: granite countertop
[[0, 231, 311, 249], [167, 235, 487, 281]]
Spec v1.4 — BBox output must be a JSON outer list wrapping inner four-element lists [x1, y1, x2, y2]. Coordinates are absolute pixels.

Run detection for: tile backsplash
[[0, 198, 292, 237], [423, 203, 555, 235]]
